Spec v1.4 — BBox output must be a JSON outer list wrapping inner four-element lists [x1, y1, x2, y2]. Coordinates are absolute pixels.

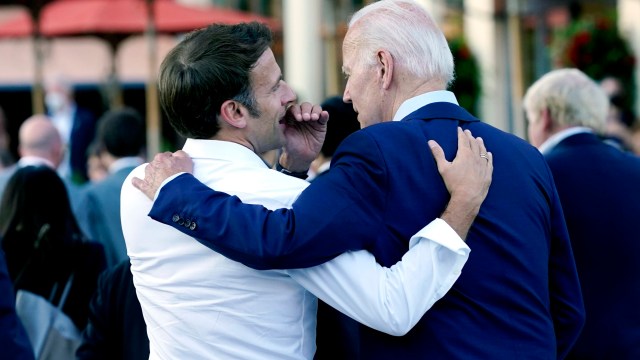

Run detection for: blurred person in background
[[0, 248, 35, 360], [0, 115, 64, 197], [307, 95, 360, 182], [76, 107, 146, 268], [0, 115, 83, 215], [524, 68, 640, 359], [44, 76, 98, 184], [0, 106, 15, 171], [0, 166, 106, 333], [599, 75, 638, 152], [76, 259, 149, 360], [85, 141, 109, 184]]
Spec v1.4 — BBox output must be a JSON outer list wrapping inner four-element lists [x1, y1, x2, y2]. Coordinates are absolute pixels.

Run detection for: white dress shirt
[[393, 90, 459, 122], [121, 139, 470, 360]]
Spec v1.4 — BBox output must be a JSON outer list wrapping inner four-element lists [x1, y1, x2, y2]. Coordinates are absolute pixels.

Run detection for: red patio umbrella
[[0, 0, 280, 37], [0, 0, 280, 156]]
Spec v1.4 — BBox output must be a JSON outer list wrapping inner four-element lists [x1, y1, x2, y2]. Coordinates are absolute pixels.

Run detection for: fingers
[[131, 176, 145, 191], [464, 128, 480, 156], [131, 176, 154, 201], [318, 110, 329, 125], [289, 102, 326, 122], [428, 139, 448, 172]]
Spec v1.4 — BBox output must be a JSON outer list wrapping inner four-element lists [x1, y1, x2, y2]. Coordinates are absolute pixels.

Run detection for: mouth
[[279, 104, 296, 125]]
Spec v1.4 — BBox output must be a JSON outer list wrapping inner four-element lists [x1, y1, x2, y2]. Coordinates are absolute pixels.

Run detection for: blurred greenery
[[551, 14, 636, 109], [448, 36, 481, 116]]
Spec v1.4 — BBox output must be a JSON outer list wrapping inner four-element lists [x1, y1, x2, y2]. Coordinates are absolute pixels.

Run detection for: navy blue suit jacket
[[150, 102, 585, 359], [545, 133, 640, 359], [68, 106, 97, 183]]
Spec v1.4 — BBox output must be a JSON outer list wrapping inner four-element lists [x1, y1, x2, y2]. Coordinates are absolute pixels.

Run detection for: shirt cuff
[[153, 172, 187, 201], [408, 218, 470, 255]]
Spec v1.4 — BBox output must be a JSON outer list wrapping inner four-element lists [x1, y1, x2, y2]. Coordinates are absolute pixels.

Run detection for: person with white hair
[[524, 68, 640, 359]]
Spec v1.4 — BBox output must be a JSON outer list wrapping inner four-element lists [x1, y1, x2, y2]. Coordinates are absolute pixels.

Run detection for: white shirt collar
[[182, 138, 268, 169], [538, 127, 593, 155], [18, 156, 55, 169], [393, 90, 459, 122]]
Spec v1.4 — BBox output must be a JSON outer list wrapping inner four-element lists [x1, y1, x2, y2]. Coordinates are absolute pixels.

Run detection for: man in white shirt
[[121, 22, 492, 360]]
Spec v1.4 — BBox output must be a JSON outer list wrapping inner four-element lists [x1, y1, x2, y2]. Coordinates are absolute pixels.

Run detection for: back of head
[[0, 166, 81, 270], [96, 107, 145, 158], [523, 68, 609, 132], [18, 115, 63, 166], [347, 0, 454, 87], [320, 96, 360, 158], [159, 22, 273, 139]]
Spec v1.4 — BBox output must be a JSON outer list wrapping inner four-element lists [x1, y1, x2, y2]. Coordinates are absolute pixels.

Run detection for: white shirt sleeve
[[286, 218, 469, 336]]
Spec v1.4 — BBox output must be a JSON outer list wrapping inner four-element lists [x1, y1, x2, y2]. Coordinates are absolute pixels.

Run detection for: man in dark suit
[[133, 1, 584, 358], [76, 108, 145, 267], [524, 68, 640, 359], [76, 260, 149, 360], [45, 76, 98, 184]]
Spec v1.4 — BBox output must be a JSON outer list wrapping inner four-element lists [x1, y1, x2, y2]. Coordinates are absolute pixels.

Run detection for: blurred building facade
[[0, 0, 637, 154]]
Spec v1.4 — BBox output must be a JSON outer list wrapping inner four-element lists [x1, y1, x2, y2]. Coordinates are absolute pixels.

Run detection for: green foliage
[[448, 36, 481, 115], [552, 15, 636, 107]]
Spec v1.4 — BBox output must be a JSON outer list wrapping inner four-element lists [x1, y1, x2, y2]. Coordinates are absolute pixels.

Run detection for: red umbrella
[[0, 0, 280, 157], [0, 0, 280, 37]]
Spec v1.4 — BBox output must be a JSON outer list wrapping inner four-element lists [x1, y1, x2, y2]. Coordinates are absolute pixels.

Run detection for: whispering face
[[341, 30, 386, 129], [244, 48, 297, 153]]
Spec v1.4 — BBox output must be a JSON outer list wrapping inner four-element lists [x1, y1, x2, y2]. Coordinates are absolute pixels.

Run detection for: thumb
[[428, 140, 448, 171], [174, 150, 190, 159]]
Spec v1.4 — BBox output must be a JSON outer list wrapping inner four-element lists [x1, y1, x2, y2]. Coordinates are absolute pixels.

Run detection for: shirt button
[[172, 214, 180, 223]]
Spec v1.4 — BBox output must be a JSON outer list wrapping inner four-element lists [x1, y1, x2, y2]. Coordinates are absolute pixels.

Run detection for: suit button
[[190, 222, 197, 230], [184, 219, 191, 227], [172, 214, 180, 223]]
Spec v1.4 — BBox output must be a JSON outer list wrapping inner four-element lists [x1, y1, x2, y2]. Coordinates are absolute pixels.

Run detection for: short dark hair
[[159, 22, 273, 139], [96, 107, 145, 158]]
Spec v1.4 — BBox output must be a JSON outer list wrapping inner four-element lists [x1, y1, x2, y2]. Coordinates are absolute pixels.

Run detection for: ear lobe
[[541, 108, 553, 131], [220, 100, 247, 129], [376, 49, 393, 89]]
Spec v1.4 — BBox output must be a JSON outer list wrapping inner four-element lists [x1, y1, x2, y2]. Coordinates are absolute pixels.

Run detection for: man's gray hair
[[523, 68, 609, 132], [348, 0, 454, 87]]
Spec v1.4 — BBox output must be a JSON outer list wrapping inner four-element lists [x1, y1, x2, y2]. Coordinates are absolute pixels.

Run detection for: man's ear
[[541, 107, 554, 132], [376, 49, 394, 90], [220, 100, 247, 129]]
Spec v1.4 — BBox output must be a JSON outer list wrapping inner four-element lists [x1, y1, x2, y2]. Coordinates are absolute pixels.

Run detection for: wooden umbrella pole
[[145, 0, 161, 159]]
